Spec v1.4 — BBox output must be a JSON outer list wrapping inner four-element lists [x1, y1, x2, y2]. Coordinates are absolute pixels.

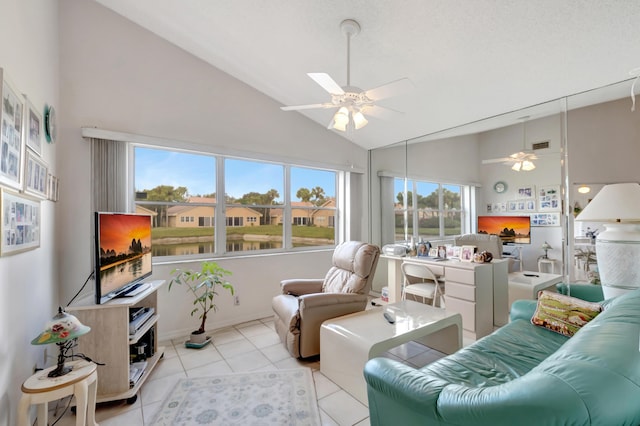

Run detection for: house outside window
[[394, 178, 467, 242], [134, 146, 339, 259]]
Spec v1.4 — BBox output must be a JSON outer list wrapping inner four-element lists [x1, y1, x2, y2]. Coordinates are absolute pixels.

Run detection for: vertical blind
[[91, 138, 127, 212]]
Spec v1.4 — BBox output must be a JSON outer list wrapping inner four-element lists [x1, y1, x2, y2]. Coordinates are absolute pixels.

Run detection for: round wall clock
[[493, 181, 507, 194], [44, 105, 56, 143]]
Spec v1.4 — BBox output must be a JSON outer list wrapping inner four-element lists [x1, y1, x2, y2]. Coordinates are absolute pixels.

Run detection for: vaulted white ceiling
[[94, 0, 640, 149]]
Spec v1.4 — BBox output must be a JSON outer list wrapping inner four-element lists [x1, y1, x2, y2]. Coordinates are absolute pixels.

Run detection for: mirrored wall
[[370, 78, 640, 291]]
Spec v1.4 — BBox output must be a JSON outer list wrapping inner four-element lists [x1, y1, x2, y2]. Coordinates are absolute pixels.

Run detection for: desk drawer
[[445, 297, 476, 332], [445, 281, 475, 302], [445, 268, 475, 284]]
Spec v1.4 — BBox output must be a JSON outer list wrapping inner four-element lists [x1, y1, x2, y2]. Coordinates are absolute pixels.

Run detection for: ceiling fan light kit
[[281, 19, 412, 132], [482, 117, 547, 172]]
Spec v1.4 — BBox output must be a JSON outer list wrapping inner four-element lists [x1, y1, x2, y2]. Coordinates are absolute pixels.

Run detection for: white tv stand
[[67, 280, 165, 404]]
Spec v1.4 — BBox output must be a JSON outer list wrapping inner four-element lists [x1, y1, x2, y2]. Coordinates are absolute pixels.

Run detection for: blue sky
[[135, 147, 335, 201]]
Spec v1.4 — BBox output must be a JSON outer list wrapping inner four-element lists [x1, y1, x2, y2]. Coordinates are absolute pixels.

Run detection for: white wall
[[0, 1, 59, 424], [57, 0, 369, 339]]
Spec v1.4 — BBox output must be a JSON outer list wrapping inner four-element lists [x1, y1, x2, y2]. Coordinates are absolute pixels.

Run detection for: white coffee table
[[508, 271, 563, 308], [320, 300, 462, 405]]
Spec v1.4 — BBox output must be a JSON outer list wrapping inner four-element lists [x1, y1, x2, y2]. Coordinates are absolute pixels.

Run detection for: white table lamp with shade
[[574, 182, 640, 299]]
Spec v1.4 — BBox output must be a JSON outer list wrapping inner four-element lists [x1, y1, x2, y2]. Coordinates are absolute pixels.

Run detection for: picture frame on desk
[[460, 245, 476, 262]]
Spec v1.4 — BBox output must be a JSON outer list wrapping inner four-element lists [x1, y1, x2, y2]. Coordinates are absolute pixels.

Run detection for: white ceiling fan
[[481, 117, 551, 171], [280, 19, 413, 132]]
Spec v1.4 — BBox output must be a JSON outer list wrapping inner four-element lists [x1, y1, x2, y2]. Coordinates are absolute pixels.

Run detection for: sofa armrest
[[510, 299, 537, 322], [280, 279, 323, 296], [364, 357, 448, 422], [555, 283, 604, 302], [509, 299, 538, 321]]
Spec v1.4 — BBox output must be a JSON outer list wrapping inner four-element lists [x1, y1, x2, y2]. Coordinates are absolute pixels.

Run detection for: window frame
[[393, 177, 473, 242], [131, 143, 342, 261]]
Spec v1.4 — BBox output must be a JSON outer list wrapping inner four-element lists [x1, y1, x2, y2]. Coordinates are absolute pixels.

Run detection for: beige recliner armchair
[[272, 241, 380, 359]]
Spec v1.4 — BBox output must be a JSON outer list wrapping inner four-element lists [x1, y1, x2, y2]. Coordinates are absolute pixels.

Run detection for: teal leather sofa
[[364, 286, 640, 425]]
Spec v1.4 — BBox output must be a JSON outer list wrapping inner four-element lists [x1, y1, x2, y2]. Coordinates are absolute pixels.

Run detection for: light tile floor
[[49, 316, 449, 426]]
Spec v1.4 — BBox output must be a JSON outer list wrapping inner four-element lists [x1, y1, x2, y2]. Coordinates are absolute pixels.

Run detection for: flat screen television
[[94, 212, 153, 304], [477, 215, 531, 244]]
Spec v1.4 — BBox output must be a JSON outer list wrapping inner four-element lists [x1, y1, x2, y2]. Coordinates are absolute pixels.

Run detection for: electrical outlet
[[234, 295, 240, 305]]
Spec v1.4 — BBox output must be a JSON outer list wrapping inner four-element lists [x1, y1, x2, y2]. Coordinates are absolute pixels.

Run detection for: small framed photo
[[437, 245, 447, 259], [428, 247, 439, 257], [23, 150, 48, 199], [446, 245, 455, 258], [23, 95, 42, 157], [47, 173, 59, 202], [452, 246, 462, 258], [517, 185, 535, 199], [460, 245, 476, 262]]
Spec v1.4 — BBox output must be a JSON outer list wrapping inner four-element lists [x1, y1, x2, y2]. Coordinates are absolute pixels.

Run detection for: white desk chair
[[401, 262, 445, 307]]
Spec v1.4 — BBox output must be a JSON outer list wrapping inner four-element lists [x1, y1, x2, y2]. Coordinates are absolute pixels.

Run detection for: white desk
[[508, 271, 563, 308], [381, 255, 509, 339], [320, 300, 462, 405]]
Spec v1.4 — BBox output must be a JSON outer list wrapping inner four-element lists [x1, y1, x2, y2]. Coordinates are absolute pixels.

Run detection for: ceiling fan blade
[[482, 157, 515, 165], [363, 105, 403, 120], [280, 103, 335, 111], [365, 78, 414, 101], [308, 73, 345, 95]]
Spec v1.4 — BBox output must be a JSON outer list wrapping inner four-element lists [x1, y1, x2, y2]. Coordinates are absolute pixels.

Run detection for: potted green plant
[[169, 261, 234, 346]]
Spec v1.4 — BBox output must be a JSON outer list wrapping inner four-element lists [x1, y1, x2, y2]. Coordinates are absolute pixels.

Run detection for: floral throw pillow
[[531, 290, 603, 337]]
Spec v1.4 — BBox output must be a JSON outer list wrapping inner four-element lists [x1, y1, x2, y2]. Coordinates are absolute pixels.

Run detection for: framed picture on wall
[[508, 199, 536, 212], [23, 150, 48, 199], [0, 68, 25, 190], [531, 212, 560, 227], [517, 185, 535, 199], [538, 185, 560, 211], [23, 95, 42, 157], [1, 188, 40, 256]]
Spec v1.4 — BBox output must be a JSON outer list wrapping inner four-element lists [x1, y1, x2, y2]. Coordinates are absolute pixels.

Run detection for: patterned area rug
[[151, 368, 321, 425]]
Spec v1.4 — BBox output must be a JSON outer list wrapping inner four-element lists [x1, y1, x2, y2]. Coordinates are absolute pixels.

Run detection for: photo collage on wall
[[487, 184, 561, 227], [0, 67, 57, 255]]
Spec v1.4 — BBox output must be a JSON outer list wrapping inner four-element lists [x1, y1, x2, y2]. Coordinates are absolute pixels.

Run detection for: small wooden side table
[[17, 360, 99, 426]]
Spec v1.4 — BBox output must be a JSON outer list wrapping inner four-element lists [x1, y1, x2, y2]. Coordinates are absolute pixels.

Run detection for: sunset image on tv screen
[[98, 214, 151, 267], [477, 216, 530, 244]]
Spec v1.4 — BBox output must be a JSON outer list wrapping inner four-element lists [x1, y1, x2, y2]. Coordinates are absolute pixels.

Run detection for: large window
[[394, 178, 468, 242], [135, 147, 216, 257], [134, 146, 338, 259], [291, 167, 336, 247]]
